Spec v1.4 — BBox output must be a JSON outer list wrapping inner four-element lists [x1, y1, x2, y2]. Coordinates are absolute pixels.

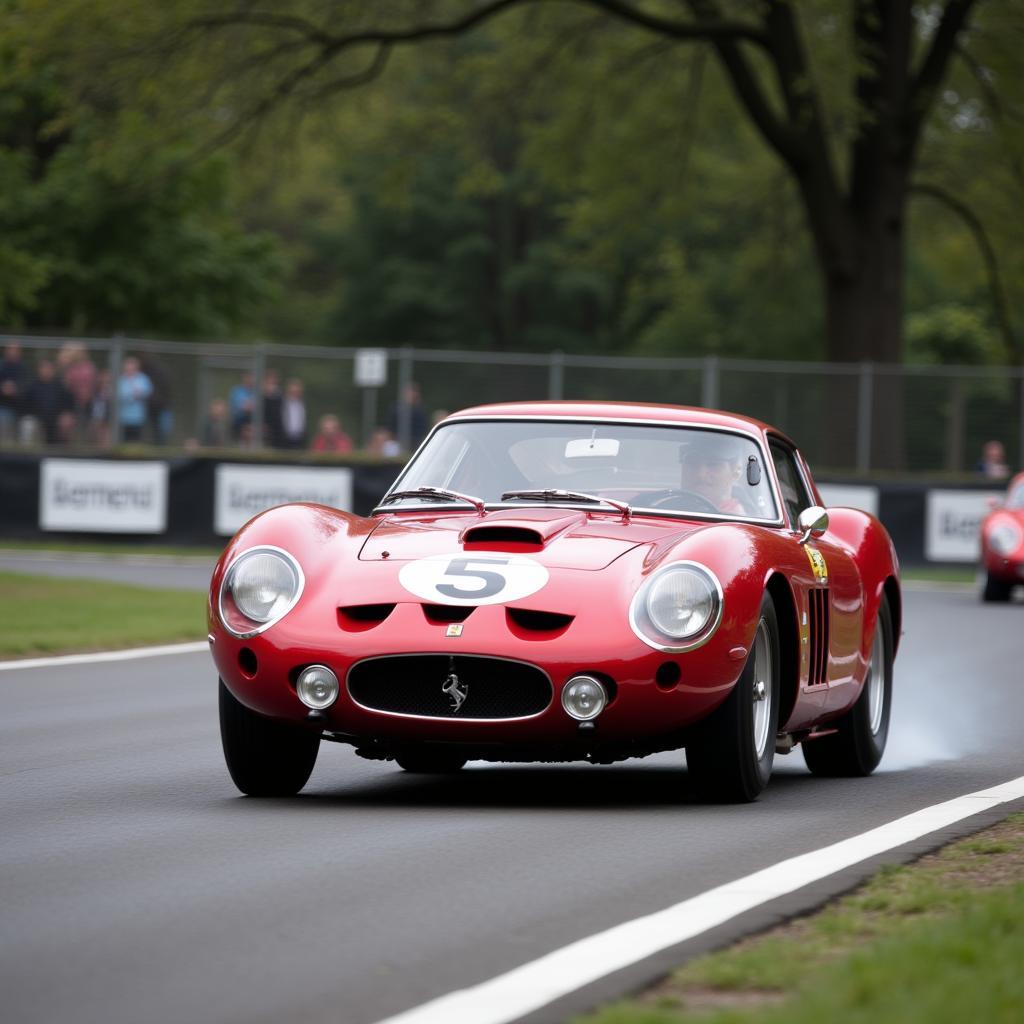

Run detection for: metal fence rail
[[1, 334, 1022, 476]]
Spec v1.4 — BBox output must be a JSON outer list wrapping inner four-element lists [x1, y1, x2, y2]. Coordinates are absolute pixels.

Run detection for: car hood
[[359, 508, 704, 570]]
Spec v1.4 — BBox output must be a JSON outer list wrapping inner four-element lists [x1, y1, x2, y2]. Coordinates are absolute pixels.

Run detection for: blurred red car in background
[[979, 471, 1024, 602]]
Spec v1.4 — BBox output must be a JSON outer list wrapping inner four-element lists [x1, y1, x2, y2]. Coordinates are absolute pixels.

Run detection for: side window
[[769, 441, 813, 527]]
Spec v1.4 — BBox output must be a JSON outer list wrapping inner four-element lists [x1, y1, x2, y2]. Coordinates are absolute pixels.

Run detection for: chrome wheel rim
[[867, 621, 885, 735], [751, 620, 772, 759]]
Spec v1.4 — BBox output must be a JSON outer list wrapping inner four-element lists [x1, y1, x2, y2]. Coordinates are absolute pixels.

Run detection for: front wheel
[[803, 594, 893, 777], [219, 680, 320, 796], [686, 593, 781, 803], [982, 572, 1012, 603]]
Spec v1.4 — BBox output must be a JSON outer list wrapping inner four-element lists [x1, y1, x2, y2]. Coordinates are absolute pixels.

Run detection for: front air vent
[[422, 605, 475, 624], [506, 608, 574, 634], [463, 526, 543, 546], [338, 604, 395, 631]]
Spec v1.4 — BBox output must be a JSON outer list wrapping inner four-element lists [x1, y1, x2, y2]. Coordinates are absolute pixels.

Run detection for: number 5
[[436, 558, 510, 599]]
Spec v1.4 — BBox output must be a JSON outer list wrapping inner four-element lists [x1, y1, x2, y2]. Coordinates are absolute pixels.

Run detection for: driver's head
[[680, 433, 743, 506]]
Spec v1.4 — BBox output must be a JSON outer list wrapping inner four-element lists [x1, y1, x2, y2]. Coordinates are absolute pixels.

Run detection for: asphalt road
[[2, 586, 1023, 1024]]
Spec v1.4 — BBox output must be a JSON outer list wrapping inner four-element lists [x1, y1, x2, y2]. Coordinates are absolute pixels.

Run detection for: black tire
[[219, 679, 320, 796], [395, 749, 468, 774], [982, 573, 1012, 603], [803, 594, 893, 777], [686, 593, 781, 803]]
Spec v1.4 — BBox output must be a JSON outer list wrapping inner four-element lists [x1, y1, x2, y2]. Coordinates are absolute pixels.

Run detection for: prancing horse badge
[[442, 657, 468, 712]]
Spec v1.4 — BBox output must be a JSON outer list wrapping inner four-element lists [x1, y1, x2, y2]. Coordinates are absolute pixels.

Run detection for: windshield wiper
[[379, 486, 486, 514], [501, 489, 631, 520]]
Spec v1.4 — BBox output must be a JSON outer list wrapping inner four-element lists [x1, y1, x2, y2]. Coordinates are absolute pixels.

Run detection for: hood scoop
[[461, 510, 585, 549], [463, 524, 543, 547]]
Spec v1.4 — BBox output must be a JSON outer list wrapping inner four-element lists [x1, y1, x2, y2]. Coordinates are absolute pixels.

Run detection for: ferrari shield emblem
[[805, 546, 829, 584], [445, 624, 464, 638]]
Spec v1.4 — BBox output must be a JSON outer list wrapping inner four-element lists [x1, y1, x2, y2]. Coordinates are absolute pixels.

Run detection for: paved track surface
[[2, 587, 1023, 1024], [0, 551, 214, 590]]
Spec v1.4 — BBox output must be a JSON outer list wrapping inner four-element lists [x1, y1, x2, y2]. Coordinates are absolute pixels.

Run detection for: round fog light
[[561, 675, 607, 721], [296, 665, 339, 710]]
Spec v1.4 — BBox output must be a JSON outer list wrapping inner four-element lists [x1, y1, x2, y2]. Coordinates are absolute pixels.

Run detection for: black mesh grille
[[347, 655, 552, 719]]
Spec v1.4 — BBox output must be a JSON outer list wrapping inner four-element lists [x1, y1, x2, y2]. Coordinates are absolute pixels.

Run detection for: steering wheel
[[645, 489, 720, 514]]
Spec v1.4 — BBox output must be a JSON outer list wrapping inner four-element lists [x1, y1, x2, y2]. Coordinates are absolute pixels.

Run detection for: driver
[[679, 434, 745, 514]]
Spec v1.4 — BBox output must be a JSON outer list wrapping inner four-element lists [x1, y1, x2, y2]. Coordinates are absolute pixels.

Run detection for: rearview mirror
[[797, 506, 829, 544]]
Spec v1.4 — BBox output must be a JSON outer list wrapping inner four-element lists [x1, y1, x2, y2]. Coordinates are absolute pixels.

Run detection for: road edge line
[[0, 641, 209, 671], [372, 775, 1024, 1024]]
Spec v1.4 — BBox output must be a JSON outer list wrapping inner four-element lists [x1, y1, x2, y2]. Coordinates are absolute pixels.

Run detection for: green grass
[[0, 539, 222, 558], [899, 565, 975, 584], [0, 571, 206, 657], [575, 813, 1024, 1024]]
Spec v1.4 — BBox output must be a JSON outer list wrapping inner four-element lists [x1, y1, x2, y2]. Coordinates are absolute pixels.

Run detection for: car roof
[[444, 401, 795, 445]]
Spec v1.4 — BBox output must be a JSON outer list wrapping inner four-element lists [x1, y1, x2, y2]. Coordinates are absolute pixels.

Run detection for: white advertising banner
[[817, 484, 880, 518], [925, 489, 1001, 562], [215, 464, 353, 536], [40, 459, 168, 533]]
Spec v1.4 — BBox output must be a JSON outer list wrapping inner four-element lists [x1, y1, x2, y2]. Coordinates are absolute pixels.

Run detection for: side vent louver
[[807, 589, 830, 686]]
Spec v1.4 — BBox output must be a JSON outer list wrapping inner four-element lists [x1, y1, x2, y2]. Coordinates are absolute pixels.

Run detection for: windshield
[[385, 419, 779, 521]]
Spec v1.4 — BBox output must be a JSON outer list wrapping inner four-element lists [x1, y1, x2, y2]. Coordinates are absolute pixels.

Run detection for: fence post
[[548, 350, 564, 400], [252, 345, 266, 450], [109, 336, 124, 446], [857, 362, 873, 473], [397, 346, 414, 451], [1019, 371, 1024, 468], [701, 356, 719, 408]]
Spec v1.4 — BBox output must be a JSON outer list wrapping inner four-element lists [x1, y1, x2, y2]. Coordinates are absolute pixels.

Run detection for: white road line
[[0, 641, 208, 672], [373, 775, 1024, 1024]]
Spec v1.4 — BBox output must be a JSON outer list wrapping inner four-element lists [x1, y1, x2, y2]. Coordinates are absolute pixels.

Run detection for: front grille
[[347, 655, 552, 719]]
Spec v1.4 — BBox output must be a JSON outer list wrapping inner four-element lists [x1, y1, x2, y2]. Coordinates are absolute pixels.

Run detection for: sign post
[[355, 349, 388, 448]]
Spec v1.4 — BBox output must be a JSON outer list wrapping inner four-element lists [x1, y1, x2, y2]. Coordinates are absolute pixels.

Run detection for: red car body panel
[[209, 403, 900, 762]]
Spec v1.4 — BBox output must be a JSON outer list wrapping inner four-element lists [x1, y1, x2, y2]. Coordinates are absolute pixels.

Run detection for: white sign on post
[[354, 349, 388, 388], [925, 489, 1002, 562], [214, 464, 353, 536], [817, 483, 880, 517], [40, 459, 168, 533]]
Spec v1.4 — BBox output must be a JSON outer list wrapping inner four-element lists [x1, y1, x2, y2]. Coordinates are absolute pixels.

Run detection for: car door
[[767, 439, 864, 717]]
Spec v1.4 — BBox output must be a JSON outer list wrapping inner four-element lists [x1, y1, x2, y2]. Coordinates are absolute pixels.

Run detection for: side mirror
[[797, 505, 829, 544]]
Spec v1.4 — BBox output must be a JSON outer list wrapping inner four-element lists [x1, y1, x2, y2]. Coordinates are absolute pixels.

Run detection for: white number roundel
[[398, 553, 549, 606]]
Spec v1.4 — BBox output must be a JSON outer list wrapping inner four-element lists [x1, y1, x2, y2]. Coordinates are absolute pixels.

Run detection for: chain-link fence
[[1, 334, 1022, 475]]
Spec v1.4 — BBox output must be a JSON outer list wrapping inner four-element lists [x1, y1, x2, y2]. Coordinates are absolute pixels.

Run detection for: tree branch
[[910, 181, 1020, 364], [907, 0, 980, 154]]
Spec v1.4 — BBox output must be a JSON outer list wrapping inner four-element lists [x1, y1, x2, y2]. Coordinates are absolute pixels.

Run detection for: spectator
[[279, 378, 307, 449], [311, 413, 354, 454], [261, 368, 283, 448], [59, 344, 97, 439], [140, 354, 173, 445], [201, 397, 230, 447], [365, 426, 401, 458], [25, 358, 73, 445], [387, 381, 428, 451], [117, 356, 153, 443], [0, 342, 27, 444], [978, 440, 1010, 480], [229, 371, 255, 440]]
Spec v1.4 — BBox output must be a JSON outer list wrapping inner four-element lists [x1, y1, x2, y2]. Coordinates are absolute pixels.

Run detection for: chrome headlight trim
[[218, 544, 305, 639], [629, 560, 724, 653]]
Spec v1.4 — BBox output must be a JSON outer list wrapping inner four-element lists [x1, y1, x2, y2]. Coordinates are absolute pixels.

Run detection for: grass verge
[[0, 539, 222, 559], [575, 813, 1024, 1024], [0, 571, 205, 657]]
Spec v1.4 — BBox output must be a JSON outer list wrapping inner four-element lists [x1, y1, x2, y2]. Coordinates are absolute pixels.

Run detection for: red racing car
[[209, 402, 901, 802], [979, 470, 1024, 602]]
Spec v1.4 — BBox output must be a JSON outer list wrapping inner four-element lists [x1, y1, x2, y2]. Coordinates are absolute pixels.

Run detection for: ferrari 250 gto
[[209, 402, 901, 802]]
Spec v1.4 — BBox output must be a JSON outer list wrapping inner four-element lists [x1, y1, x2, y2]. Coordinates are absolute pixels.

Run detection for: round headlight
[[988, 522, 1022, 557], [561, 675, 607, 721], [630, 562, 723, 652], [296, 665, 339, 710], [220, 546, 303, 637]]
